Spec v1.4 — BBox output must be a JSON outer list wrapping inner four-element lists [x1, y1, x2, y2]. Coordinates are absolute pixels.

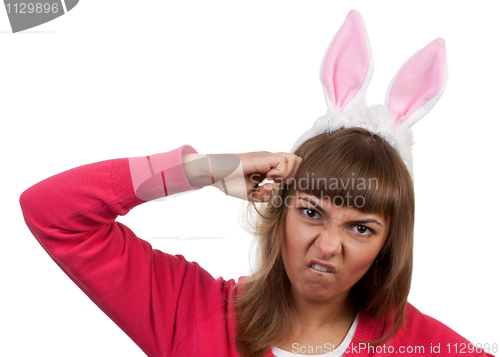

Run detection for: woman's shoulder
[[403, 303, 472, 339], [353, 303, 494, 356], [404, 303, 463, 338], [403, 303, 494, 355]]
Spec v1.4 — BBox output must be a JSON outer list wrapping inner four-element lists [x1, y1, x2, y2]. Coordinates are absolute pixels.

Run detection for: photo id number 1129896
[[5, 2, 61, 14]]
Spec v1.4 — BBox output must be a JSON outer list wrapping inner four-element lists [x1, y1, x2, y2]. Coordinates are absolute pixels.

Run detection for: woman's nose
[[314, 228, 342, 259]]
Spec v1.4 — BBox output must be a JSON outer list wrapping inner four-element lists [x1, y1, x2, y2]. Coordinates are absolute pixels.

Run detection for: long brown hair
[[234, 128, 415, 357]]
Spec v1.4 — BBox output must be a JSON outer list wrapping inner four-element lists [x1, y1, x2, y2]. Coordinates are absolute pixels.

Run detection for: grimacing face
[[281, 191, 389, 304]]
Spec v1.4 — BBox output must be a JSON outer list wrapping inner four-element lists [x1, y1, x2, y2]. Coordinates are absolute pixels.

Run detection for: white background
[[1, 1, 499, 356]]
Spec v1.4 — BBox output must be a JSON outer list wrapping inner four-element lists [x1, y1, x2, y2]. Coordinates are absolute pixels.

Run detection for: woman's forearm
[[182, 153, 242, 188]]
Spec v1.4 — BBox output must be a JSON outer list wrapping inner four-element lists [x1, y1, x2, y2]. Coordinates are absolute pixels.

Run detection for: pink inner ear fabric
[[322, 10, 370, 108], [388, 38, 446, 125]]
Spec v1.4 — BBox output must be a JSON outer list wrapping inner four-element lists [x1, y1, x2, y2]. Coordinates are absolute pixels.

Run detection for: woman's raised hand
[[229, 152, 303, 202], [181, 152, 303, 202]]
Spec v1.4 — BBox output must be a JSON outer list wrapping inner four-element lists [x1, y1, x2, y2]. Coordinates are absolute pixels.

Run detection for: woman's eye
[[354, 225, 372, 235], [300, 207, 320, 219]]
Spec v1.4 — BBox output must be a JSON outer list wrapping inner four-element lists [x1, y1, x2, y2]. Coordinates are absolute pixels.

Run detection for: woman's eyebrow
[[298, 197, 383, 226], [346, 219, 383, 227]]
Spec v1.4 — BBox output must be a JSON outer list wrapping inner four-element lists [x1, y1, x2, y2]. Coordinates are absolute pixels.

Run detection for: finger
[[266, 159, 284, 178], [287, 155, 303, 182], [279, 154, 298, 183], [249, 182, 274, 202], [267, 154, 301, 184], [266, 155, 290, 180]]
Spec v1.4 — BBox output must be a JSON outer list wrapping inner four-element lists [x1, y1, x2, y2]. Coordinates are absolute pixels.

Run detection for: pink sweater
[[20, 145, 494, 357]]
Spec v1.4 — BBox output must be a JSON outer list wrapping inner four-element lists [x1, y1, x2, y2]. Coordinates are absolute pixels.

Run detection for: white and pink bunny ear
[[289, 10, 374, 154], [320, 10, 373, 112], [385, 38, 448, 132]]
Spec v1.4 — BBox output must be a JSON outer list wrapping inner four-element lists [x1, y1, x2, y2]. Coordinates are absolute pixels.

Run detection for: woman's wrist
[[181, 154, 212, 188], [181, 154, 245, 198]]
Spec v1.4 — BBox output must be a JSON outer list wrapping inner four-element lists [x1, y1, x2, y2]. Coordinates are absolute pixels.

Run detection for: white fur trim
[[289, 102, 415, 178]]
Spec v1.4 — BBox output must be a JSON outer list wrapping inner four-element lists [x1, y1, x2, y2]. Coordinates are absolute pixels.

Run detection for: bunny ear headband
[[290, 10, 448, 177]]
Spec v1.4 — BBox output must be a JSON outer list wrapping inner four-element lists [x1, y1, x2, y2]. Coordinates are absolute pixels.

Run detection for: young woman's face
[[282, 191, 389, 304]]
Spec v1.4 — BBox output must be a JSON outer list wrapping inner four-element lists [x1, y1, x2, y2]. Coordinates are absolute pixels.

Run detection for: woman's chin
[[297, 286, 339, 303]]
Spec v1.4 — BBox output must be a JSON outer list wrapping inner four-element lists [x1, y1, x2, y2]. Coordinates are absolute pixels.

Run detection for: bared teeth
[[311, 263, 332, 273]]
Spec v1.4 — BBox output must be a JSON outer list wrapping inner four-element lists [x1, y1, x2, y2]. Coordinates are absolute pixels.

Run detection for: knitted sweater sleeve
[[19, 145, 230, 357]]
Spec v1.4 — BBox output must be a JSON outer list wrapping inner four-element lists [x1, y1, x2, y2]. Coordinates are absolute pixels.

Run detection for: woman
[[19, 10, 495, 357], [19, 128, 494, 357]]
